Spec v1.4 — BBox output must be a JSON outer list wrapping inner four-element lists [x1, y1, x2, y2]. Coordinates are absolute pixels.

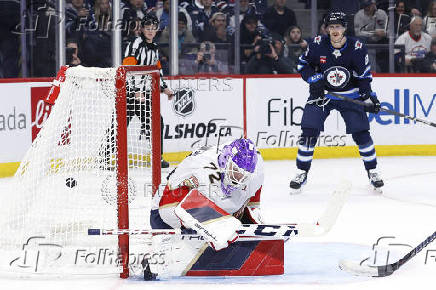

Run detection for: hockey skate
[[141, 257, 157, 281], [290, 169, 308, 194], [367, 169, 384, 192], [161, 157, 170, 168]]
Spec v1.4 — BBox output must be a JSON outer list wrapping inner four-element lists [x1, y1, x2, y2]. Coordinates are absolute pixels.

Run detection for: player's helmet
[[141, 13, 159, 28], [324, 11, 347, 28], [218, 138, 258, 196]]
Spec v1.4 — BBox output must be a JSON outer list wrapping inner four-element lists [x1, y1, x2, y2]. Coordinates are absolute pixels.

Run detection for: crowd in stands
[[1, 0, 436, 78]]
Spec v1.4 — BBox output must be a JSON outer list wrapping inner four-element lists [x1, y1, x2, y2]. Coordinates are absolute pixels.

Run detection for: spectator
[[262, 0, 297, 38], [159, 12, 196, 57], [81, 0, 113, 67], [354, 0, 388, 42], [423, 1, 436, 37], [318, 19, 328, 36], [194, 41, 222, 73], [252, 0, 268, 15], [145, 0, 158, 9], [283, 26, 307, 73], [190, 0, 219, 40], [66, 0, 92, 39], [240, 14, 262, 63], [156, 0, 170, 32], [93, 0, 112, 31], [330, 0, 360, 16], [395, 1, 412, 38], [403, 0, 433, 16], [122, 0, 148, 39], [201, 12, 232, 43], [245, 38, 292, 74], [0, 1, 20, 77], [272, 34, 293, 69], [355, 0, 389, 71], [66, 39, 82, 67], [395, 16, 432, 70], [414, 38, 436, 72], [228, 0, 258, 29], [29, 2, 56, 77]]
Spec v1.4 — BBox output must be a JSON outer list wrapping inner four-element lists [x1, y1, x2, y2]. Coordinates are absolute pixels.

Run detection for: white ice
[[0, 156, 435, 290]]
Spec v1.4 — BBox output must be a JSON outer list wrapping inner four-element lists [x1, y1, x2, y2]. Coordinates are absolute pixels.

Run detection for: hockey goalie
[[145, 138, 284, 279]]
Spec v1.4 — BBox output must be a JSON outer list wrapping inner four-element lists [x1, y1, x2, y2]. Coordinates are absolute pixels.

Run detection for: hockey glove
[[308, 73, 325, 99], [360, 91, 381, 113]]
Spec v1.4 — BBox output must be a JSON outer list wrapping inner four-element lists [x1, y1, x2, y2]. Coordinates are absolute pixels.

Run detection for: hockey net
[[0, 66, 161, 278]]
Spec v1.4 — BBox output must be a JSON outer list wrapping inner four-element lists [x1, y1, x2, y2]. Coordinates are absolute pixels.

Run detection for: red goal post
[[116, 65, 161, 278]]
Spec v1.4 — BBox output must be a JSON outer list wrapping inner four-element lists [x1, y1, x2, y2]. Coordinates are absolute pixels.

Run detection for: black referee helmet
[[141, 13, 159, 28]]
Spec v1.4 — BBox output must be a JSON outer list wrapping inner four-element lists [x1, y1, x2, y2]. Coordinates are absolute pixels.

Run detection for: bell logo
[[369, 89, 436, 125]]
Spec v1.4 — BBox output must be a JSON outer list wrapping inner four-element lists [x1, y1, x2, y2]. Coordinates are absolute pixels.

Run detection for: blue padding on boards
[[190, 241, 260, 271]]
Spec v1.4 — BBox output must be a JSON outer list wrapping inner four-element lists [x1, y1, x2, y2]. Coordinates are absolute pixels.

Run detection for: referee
[[122, 13, 173, 168]]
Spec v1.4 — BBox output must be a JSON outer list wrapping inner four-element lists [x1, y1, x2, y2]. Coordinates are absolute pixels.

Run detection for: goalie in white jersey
[[150, 138, 264, 251]]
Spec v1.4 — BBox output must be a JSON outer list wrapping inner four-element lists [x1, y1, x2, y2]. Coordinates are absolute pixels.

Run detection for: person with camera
[[240, 14, 262, 64], [195, 41, 228, 73], [245, 37, 292, 74], [66, 39, 82, 67]]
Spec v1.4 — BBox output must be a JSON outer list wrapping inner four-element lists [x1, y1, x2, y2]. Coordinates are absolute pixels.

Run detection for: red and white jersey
[[152, 145, 264, 228], [395, 31, 432, 61]]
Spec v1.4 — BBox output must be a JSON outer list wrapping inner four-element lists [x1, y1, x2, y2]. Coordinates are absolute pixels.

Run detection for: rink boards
[[1, 74, 436, 177]]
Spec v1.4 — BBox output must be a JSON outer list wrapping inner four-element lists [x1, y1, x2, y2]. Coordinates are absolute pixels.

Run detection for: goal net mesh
[[0, 66, 160, 276]]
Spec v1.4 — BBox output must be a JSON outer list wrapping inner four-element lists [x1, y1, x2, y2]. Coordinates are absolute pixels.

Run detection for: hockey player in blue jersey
[[290, 11, 384, 193]]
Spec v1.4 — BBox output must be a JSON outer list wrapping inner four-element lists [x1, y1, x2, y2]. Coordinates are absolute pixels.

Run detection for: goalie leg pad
[[185, 239, 284, 276]]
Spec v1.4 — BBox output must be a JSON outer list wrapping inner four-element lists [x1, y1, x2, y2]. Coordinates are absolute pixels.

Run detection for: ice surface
[[0, 156, 435, 290]]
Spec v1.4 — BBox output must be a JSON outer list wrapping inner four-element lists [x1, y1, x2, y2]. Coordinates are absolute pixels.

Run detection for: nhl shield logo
[[172, 87, 196, 117], [323, 66, 350, 89]]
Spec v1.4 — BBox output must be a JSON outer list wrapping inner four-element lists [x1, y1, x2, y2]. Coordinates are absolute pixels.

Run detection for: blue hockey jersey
[[297, 35, 372, 100]]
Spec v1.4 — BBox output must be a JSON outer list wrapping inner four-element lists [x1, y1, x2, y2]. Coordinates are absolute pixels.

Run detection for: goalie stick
[[328, 92, 436, 128], [89, 181, 351, 239], [339, 230, 436, 277]]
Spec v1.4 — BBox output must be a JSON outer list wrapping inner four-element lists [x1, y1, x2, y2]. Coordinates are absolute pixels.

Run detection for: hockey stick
[[328, 92, 436, 128], [339, 230, 436, 277], [89, 181, 351, 238]]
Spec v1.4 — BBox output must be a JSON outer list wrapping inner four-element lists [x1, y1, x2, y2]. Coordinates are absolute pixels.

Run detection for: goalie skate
[[290, 169, 308, 194], [367, 169, 384, 193]]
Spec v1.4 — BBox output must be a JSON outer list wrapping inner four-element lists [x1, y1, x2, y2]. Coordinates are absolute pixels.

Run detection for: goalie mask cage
[[0, 66, 161, 278]]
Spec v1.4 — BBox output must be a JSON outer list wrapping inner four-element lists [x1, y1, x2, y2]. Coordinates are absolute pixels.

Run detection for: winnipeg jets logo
[[323, 66, 350, 89], [314, 36, 321, 45], [332, 49, 341, 58], [355, 40, 363, 50]]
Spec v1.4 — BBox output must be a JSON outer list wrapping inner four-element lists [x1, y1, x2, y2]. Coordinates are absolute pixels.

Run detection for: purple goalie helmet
[[217, 138, 258, 195]]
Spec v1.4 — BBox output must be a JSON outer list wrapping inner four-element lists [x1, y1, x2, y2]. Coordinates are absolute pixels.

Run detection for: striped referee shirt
[[123, 35, 168, 90]]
